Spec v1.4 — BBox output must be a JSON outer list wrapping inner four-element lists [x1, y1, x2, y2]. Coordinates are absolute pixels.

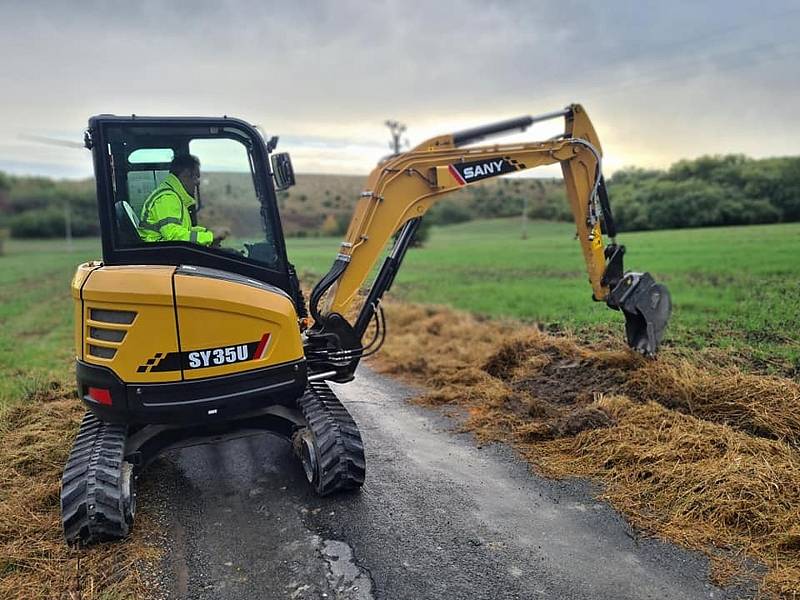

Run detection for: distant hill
[[200, 172, 568, 238], [0, 170, 567, 239], [196, 173, 363, 237]]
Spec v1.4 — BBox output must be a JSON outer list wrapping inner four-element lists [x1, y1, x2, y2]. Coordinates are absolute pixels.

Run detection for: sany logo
[[448, 158, 514, 186], [188, 345, 249, 368], [462, 160, 505, 179]]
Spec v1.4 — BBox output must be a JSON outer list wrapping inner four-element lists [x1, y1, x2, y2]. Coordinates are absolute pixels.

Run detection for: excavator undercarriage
[[61, 104, 670, 545]]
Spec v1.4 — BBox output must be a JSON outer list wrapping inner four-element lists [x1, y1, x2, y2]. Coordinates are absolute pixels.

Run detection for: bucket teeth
[[609, 272, 672, 356]]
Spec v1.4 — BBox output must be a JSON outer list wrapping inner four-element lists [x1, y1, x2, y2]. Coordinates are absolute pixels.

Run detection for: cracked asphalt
[[148, 367, 747, 599]]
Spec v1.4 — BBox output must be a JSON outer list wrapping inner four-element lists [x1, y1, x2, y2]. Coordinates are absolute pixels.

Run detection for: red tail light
[[88, 387, 112, 406]]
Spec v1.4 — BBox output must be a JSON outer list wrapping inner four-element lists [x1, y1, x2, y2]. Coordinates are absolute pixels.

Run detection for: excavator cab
[[86, 115, 298, 296], [75, 116, 315, 428]]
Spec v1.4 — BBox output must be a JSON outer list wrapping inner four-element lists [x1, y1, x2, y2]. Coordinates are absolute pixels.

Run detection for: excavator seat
[[115, 201, 142, 246]]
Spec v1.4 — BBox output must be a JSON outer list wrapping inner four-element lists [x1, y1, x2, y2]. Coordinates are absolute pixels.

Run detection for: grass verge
[[0, 239, 161, 599], [0, 380, 161, 600], [371, 300, 800, 598]]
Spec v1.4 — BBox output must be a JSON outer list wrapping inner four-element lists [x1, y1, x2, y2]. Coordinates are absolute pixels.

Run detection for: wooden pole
[[521, 195, 528, 240], [64, 197, 73, 251]]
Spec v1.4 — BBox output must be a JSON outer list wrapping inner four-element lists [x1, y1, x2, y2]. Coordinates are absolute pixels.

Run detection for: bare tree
[[384, 120, 408, 155]]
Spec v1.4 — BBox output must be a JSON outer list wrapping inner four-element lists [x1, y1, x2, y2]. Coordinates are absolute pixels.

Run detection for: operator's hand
[[212, 227, 230, 247]]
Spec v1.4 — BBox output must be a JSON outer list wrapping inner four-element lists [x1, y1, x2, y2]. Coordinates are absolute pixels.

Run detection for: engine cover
[[73, 263, 305, 384]]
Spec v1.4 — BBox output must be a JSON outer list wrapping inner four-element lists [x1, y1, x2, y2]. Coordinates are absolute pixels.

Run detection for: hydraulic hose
[[309, 255, 349, 322]]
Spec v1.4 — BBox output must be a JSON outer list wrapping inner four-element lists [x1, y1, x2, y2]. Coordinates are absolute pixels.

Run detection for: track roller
[[60, 412, 136, 545], [293, 381, 365, 495]]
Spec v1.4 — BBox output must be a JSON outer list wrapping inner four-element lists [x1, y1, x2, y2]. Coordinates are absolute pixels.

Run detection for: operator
[[138, 154, 227, 246]]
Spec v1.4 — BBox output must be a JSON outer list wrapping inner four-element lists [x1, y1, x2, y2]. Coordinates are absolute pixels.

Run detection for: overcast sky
[[1, 0, 798, 178]]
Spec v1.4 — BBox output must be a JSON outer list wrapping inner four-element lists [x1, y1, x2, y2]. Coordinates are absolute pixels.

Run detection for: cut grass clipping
[[372, 300, 800, 599], [0, 382, 159, 600]]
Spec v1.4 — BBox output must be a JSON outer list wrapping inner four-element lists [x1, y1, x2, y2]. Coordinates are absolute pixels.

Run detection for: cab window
[[105, 126, 281, 270]]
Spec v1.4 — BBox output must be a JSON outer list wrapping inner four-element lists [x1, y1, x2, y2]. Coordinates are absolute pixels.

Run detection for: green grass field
[[1, 219, 798, 411], [290, 219, 800, 373], [0, 238, 100, 412]]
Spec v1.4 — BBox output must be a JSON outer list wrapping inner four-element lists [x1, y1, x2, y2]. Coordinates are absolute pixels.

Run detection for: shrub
[[428, 201, 472, 225]]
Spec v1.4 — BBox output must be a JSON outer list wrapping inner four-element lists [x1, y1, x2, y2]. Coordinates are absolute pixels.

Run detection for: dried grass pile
[[0, 383, 159, 600], [371, 300, 800, 598]]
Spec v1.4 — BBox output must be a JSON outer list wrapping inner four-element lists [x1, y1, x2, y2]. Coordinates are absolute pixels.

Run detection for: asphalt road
[[148, 367, 745, 600]]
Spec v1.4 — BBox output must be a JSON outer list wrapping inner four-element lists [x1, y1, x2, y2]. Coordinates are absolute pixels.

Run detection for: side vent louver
[[85, 308, 137, 361], [90, 309, 136, 324], [89, 327, 126, 342], [88, 345, 117, 359]]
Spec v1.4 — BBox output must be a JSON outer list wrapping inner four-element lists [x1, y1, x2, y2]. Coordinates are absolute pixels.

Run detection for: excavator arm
[[305, 104, 671, 382]]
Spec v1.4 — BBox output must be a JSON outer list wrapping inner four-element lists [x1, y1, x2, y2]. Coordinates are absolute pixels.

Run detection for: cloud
[[0, 0, 798, 177]]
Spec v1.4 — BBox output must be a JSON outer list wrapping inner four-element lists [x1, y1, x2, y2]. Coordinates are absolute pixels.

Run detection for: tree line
[[0, 173, 98, 238], [608, 155, 800, 231], [1, 154, 798, 238]]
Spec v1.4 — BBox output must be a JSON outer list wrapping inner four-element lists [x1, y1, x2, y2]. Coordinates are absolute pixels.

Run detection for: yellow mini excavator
[[61, 105, 671, 545]]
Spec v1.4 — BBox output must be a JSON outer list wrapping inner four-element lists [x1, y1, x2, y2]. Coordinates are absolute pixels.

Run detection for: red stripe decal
[[254, 333, 271, 360], [448, 164, 466, 186]]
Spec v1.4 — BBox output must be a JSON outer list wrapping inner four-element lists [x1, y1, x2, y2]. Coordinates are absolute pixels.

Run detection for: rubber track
[[61, 411, 131, 545], [297, 381, 366, 495]]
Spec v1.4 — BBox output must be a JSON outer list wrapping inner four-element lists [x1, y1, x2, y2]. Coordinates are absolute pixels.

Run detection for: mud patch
[[512, 356, 628, 406]]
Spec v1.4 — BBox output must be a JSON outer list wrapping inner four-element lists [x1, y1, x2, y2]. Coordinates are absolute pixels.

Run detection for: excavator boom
[[305, 105, 671, 382]]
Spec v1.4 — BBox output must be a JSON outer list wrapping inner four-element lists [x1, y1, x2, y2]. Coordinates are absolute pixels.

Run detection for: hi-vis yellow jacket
[[138, 173, 213, 245]]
